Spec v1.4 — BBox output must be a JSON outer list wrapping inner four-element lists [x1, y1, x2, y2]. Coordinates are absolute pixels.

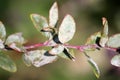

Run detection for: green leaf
[[84, 53, 100, 78], [111, 54, 120, 67], [106, 33, 120, 48], [86, 32, 101, 45], [58, 14, 76, 43], [5, 33, 26, 52], [23, 50, 57, 67], [49, 2, 58, 27], [0, 52, 17, 72], [100, 17, 108, 47], [0, 21, 6, 42]]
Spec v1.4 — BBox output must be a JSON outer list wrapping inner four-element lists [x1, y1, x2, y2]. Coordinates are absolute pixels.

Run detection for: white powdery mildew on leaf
[[30, 14, 49, 30], [22, 54, 31, 67], [49, 45, 64, 55], [0, 39, 4, 49], [5, 33, 25, 45], [24, 50, 57, 67], [100, 37, 108, 47], [100, 17, 109, 47], [58, 15, 76, 43], [111, 54, 120, 67], [0, 21, 6, 42], [36, 54, 57, 67], [49, 2, 58, 27], [24, 50, 43, 67], [9, 43, 23, 52], [5, 33, 26, 52], [106, 34, 120, 48], [30, 14, 53, 39]]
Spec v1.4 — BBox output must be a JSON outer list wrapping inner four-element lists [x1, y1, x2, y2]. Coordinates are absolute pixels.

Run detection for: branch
[[24, 42, 117, 52]]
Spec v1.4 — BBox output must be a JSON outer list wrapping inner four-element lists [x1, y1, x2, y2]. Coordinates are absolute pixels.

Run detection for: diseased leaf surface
[[111, 54, 120, 67], [0, 39, 4, 49], [5, 33, 25, 45], [22, 54, 31, 67], [31, 14, 53, 38], [23, 50, 57, 67], [0, 21, 6, 41], [49, 2, 58, 27], [0, 52, 17, 72], [0, 22, 6, 49], [58, 15, 76, 43], [49, 45, 64, 55], [106, 34, 120, 48], [100, 37, 108, 47], [30, 14, 48, 31], [5, 33, 26, 52]]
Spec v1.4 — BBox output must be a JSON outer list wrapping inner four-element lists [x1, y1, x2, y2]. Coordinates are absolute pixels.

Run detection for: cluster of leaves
[[23, 2, 76, 67], [85, 17, 120, 65], [0, 1, 120, 78], [0, 21, 26, 72]]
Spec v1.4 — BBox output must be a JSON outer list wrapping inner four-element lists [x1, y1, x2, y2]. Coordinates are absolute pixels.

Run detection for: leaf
[[5, 33, 26, 52], [84, 53, 100, 78], [30, 14, 52, 38], [23, 50, 57, 67], [49, 45, 64, 55], [0, 52, 17, 72], [49, 2, 58, 27], [30, 14, 49, 31], [111, 54, 120, 67], [58, 14, 76, 43], [22, 54, 31, 67], [100, 17, 108, 47], [23, 50, 43, 67], [0, 22, 6, 49], [86, 32, 101, 47], [0, 39, 4, 49], [100, 37, 108, 47], [6, 33, 25, 45], [88, 58, 100, 78], [106, 34, 120, 48], [37, 52, 57, 67], [102, 17, 108, 37], [0, 21, 6, 42]]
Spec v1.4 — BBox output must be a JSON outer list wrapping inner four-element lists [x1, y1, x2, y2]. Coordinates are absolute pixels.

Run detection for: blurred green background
[[0, 0, 120, 80]]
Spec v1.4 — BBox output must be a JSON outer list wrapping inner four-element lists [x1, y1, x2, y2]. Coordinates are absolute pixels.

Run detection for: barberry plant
[[0, 2, 120, 78]]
